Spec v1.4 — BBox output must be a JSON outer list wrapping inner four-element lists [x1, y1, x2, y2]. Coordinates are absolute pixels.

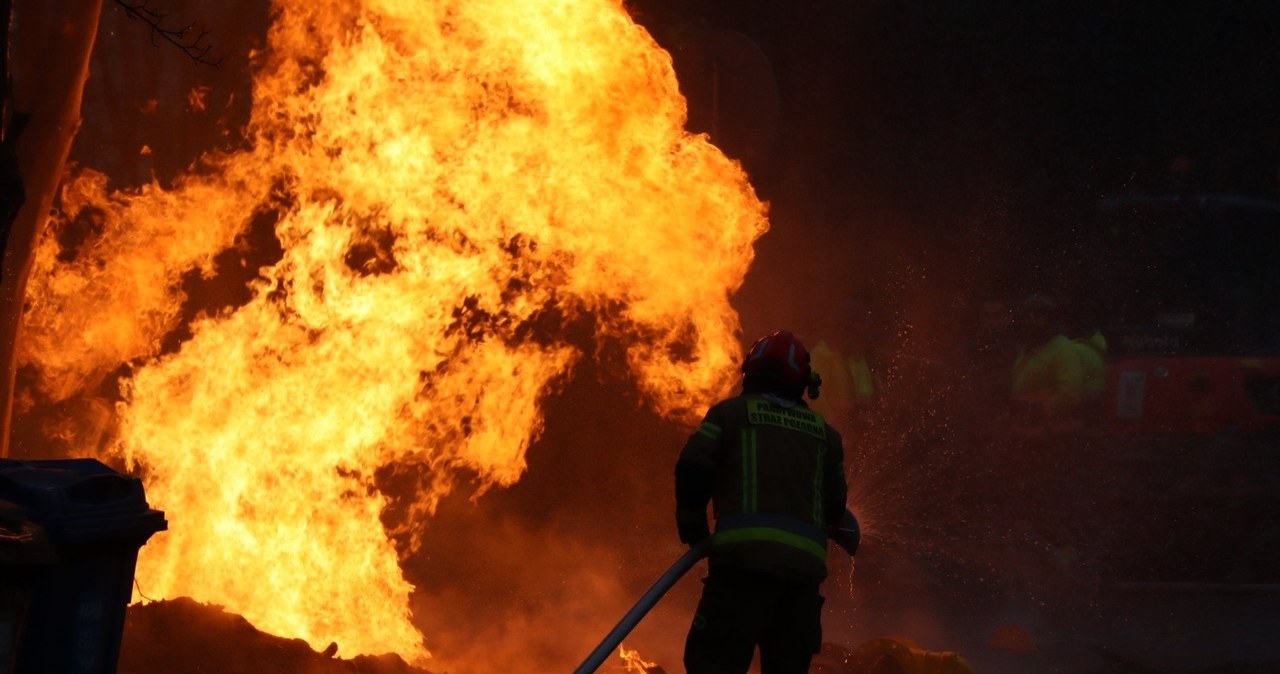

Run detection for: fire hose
[[571, 538, 712, 674]]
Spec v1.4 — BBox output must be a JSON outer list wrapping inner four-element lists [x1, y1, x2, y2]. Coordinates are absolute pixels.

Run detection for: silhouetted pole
[[0, 0, 105, 457]]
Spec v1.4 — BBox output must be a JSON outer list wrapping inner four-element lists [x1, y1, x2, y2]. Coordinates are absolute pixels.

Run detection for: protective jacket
[[1012, 332, 1108, 418], [1011, 334, 1084, 416], [676, 393, 847, 583], [808, 340, 878, 420]]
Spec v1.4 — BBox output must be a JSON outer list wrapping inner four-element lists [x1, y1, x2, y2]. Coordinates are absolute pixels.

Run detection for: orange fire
[[618, 645, 658, 672], [20, 0, 765, 662]]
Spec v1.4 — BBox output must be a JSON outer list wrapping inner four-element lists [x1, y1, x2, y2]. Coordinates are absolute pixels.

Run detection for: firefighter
[[1010, 294, 1084, 424], [675, 330, 859, 674], [1010, 295, 1106, 433], [807, 301, 881, 426]]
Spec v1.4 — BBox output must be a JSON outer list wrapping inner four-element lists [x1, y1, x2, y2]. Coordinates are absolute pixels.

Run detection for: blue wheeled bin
[[0, 459, 167, 674]]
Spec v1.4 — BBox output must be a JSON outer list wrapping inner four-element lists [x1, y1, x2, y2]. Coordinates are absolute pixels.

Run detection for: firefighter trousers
[[684, 565, 824, 674]]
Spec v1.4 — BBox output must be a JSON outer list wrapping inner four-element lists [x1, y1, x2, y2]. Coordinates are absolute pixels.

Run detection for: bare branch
[[111, 0, 222, 67]]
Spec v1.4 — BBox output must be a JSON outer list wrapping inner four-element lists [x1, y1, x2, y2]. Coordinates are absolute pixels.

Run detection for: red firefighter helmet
[[741, 330, 814, 390]]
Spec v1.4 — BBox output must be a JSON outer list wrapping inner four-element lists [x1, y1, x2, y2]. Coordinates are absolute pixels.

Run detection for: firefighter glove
[[830, 508, 861, 556], [676, 507, 711, 545]]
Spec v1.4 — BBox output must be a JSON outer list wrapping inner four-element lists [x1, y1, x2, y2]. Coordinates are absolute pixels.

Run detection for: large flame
[[20, 0, 766, 659]]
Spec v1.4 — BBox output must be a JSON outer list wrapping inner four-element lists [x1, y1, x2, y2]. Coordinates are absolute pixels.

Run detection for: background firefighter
[[1010, 294, 1108, 434], [674, 330, 859, 674]]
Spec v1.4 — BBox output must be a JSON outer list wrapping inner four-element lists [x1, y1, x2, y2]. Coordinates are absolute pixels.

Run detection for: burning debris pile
[[119, 598, 432, 674], [16, 0, 768, 665]]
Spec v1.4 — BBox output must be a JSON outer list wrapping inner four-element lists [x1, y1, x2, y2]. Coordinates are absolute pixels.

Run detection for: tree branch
[[111, 0, 221, 67]]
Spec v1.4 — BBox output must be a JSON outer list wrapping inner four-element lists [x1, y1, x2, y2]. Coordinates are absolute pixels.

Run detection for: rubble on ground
[[119, 597, 433, 674]]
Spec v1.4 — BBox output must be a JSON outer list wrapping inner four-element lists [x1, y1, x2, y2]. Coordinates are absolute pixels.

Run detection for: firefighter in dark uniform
[[676, 330, 859, 674]]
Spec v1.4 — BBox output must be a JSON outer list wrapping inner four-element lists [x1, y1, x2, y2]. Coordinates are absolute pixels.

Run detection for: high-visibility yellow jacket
[[1012, 334, 1083, 415], [676, 393, 848, 583], [1012, 332, 1108, 416], [808, 340, 878, 420]]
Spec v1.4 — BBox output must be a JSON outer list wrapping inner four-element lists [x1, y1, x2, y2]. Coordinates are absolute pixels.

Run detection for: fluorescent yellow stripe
[[713, 527, 827, 560], [696, 422, 722, 441]]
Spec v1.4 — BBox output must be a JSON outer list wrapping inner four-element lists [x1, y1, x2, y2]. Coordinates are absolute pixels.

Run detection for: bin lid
[[0, 459, 167, 545]]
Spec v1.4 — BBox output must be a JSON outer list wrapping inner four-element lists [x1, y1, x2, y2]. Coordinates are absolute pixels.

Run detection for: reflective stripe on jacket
[[809, 341, 878, 419]]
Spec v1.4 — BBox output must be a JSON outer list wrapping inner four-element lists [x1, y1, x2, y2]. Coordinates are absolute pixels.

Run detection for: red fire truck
[[1071, 195, 1280, 673], [1090, 195, 1280, 436]]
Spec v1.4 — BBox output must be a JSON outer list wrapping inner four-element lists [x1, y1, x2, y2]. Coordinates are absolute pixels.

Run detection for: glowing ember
[[20, 0, 766, 661]]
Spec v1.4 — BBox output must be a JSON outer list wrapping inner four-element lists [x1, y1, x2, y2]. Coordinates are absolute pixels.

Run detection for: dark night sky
[[639, 1, 1280, 207], [624, 1, 1280, 338]]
